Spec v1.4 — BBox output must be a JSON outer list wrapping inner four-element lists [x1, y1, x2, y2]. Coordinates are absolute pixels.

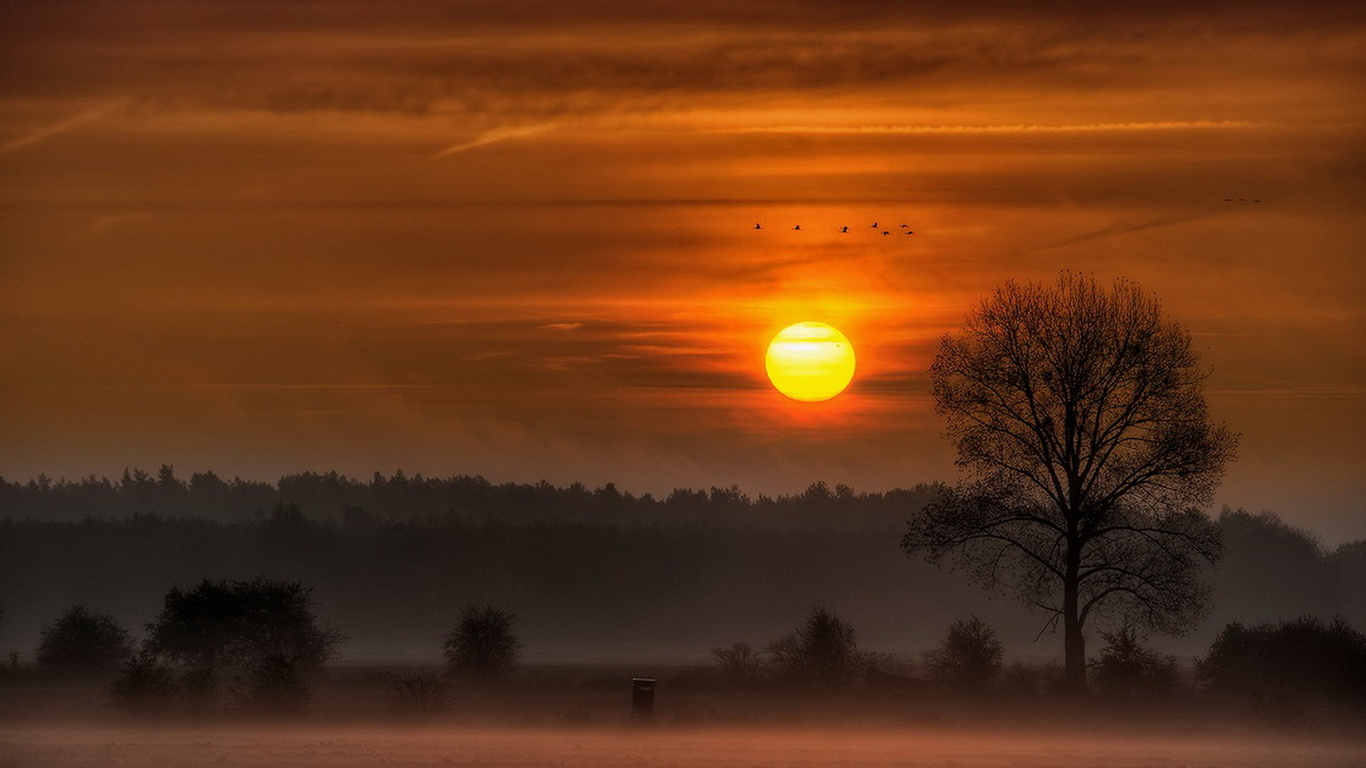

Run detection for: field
[[4, 724, 1365, 768], [3, 664, 1365, 768]]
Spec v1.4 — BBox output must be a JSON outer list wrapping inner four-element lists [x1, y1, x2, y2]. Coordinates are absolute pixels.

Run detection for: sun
[[765, 322, 857, 402]]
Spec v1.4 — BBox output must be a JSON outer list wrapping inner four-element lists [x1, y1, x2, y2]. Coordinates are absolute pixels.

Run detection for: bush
[[923, 616, 1003, 694], [36, 604, 133, 678], [765, 607, 863, 688], [710, 641, 761, 686], [389, 671, 448, 718], [1000, 662, 1042, 697], [232, 655, 309, 714], [1089, 626, 1180, 699], [109, 651, 180, 714], [1196, 616, 1366, 720], [443, 605, 521, 681]]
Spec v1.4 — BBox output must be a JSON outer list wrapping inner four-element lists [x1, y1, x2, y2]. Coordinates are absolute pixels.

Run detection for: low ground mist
[[4, 722, 1363, 768]]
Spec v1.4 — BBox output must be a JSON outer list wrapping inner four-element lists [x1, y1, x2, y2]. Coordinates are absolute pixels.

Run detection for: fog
[[4, 724, 1363, 768]]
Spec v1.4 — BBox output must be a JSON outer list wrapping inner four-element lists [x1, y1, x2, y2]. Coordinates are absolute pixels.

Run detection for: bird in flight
[[753, 223, 762, 229], [881, 230, 890, 236], [792, 225, 801, 231], [839, 226, 849, 233], [870, 222, 879, 228]]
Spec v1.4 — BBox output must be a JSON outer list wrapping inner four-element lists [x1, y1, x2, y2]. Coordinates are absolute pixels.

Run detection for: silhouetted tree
[[904, 273, 1237, 692], [923, 616, 1003, 694], [765, 607, 862, 688], [711, 641, 761, 686], [1196, 617, 1366, 718], [143, 578, 342, 706], [1089, 625, 1178, 699], [36, 604, 133, 678], [389, 671, 448, 718], [443, 604, 521, 681]]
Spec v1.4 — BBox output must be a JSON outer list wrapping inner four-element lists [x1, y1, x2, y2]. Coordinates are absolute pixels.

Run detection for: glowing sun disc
[[765, 322, 857, 402]]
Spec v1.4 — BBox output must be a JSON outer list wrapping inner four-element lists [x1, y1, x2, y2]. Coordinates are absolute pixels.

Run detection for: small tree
[[711, 641, 761, 686], [923, 616, 1003, 694], [36, 604, 133, 678], [140, 578, 342, 708], [1090, 625, 1179, 699], [765, 607, 862, 688], [443, 604, 521, 681]]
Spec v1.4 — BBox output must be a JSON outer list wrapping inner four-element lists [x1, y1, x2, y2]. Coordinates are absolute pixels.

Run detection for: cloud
[[433, 123, 560, 158], [710, 120, 1262, 136], [0, 99, 125, 153]]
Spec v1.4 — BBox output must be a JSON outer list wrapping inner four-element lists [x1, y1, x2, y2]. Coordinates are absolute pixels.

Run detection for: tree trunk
[[1062, 539, 1088, 694]]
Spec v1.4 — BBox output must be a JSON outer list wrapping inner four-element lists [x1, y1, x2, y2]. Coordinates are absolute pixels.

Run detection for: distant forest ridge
[[0, 466, 941, 529], [1, 500, 1362, 661]]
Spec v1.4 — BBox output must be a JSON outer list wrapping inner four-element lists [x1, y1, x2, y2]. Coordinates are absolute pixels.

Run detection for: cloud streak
[[710, 120, 1263, 135], [0, 99, 125, 154], [433, 123, 560, 158]]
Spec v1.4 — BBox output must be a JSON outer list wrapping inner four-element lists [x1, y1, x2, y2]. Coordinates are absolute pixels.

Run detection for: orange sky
[[1, 1, 1363, 541]]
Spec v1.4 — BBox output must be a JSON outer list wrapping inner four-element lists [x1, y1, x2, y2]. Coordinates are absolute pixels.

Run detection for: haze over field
[[4, 726, 1364, 768], [1, 0, 1364, 541]]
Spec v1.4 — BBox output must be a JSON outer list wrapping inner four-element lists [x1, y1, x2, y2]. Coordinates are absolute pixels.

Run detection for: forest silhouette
[[0, 467, 1361, 668]]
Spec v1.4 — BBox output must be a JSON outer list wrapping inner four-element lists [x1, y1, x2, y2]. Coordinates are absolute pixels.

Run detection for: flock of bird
[[752, 221, 917, 235]]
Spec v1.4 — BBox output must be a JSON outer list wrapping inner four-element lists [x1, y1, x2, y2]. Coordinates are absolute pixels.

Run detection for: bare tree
[[903, 273, 1237, 693], [710, 641, 761, 686], [764, 606, 863, 688], [443, 604, 521, 681], [923, 616, 1004, 694]]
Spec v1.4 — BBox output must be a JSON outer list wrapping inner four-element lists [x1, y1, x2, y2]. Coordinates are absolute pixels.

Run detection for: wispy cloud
[[0, 100, 126, 154], [433, 123, 559, 158], [711, 120, 1260, 136]]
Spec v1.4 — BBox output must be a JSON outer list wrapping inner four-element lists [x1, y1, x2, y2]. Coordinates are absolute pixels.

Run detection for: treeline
[[0, 466, 940, 530], [0, 504, 1361, 666]]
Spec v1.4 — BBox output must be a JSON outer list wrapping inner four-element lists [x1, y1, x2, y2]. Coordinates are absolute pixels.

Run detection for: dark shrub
[[36, 604, 133, 678], [765, 607, 863, 688], [110, 651, 180, 714], [443, 605, 521, 681], [390, 671, 448, 718], [711, 641, 761, 686], [1090, 625, 1180, 699], [923, 616, 1003, 694], [232, 655, 310, 714], [130, 578, 342, 713], [1197, 617, 1366, 721]]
